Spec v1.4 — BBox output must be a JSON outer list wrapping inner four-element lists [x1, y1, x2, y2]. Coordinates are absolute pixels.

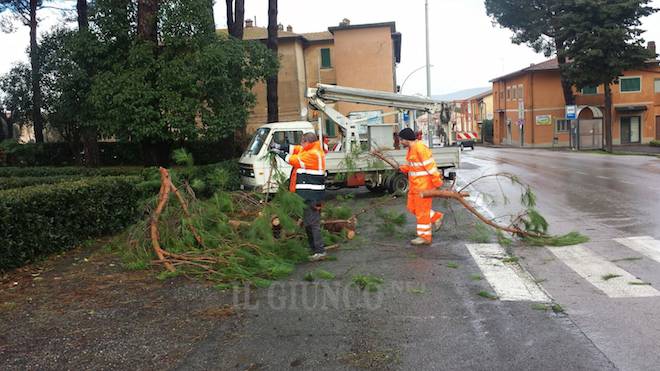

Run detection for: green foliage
[[0, 165, 147, 178], [559, 1, 657, 90], [485, 0, 571, 57], [523, 231, 589, 247], [0, 176, 141, 271], [650, 140, 660, 147], [446, 262, 459, 269], [602, 273, 622, 281], [352, 274, 384, 292], [521, 209, 549, 234], [117, 187, 335, 286], [323, 205, 353, 220], [304, 269, 336, 282], [0, 175, 85, 190], [172, 148, 194, 167], [477, 291, 498, 300], [375, 208, 407, 236]]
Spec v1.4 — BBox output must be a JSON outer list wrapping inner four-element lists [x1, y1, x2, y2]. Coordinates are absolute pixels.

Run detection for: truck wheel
[[388, 173, 408, 195]]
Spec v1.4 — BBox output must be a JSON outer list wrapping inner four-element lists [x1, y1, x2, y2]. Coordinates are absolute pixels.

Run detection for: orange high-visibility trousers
[[407, 192, 443, 242]]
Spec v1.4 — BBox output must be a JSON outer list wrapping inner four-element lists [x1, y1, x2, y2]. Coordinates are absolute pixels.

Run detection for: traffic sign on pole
[[566, 105, 577, 120]]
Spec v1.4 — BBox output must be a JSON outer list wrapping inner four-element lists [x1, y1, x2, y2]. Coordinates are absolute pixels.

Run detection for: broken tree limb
[[151, 168, 175, 272], [418, 189, 542, 238], [370, 149, 400, 169]]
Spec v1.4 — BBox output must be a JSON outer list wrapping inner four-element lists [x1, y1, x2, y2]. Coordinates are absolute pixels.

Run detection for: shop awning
[[615, 105, 648, 112]]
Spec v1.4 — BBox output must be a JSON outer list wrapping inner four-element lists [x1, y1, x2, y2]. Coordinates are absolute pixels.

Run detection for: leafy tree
[[484, 0, 578, 105], [267, 0, 278, 123], [560, 0, 657, 152], [0, 0, 59, 143], [0, 63, 32, 131], [88, 0, 278, 165]]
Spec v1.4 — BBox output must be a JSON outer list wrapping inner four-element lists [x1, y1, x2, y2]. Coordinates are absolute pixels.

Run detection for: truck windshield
[[245, 128, 270, 156]]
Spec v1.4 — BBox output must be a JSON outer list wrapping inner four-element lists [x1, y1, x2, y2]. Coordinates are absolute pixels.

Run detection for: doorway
[[620, 116, 641, 144], [656, 116, 660, 140]]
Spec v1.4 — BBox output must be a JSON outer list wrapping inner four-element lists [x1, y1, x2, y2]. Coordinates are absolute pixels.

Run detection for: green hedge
[[0, 166, 149, 178], [0, 176, 141, 271], [650, 140, 660, 147], [0, 175, 86, 190], [0, 140, 246, 167]]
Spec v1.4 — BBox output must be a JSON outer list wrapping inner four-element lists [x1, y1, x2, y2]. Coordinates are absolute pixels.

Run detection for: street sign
[[403, 112, 409, 123], [566, 105, 577, 120]]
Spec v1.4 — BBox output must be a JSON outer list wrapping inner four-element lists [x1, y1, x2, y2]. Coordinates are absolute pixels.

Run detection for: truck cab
[[239, 121, 315, 192]]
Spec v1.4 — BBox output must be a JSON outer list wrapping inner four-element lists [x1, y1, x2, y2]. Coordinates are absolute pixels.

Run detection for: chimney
[[277, 23, 283, 31], [245, 19, 253, 28], [648, 41, 656, 57], [286, 25, 293, 32], [339, 18, 350, 27]]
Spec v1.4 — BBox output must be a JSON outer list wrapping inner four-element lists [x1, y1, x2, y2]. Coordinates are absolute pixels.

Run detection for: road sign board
[[566, 105, 577, 120]]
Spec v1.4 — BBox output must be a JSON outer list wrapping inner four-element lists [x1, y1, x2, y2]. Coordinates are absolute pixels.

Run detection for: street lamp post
[[399, 64, 433, 131]]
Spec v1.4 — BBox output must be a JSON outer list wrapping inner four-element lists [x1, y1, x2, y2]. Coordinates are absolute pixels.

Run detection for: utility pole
[[424, 0, 433, 147]]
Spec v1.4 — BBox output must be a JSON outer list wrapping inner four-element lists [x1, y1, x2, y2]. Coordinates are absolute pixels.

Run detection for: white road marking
[[614, 236, 660, 264], [549, 245, 660, 298], [596, 175, 608, 179], [466, 244, 550, 302]]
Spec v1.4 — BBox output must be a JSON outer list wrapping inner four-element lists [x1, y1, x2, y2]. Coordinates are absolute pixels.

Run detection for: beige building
[[224, 20, 402, 135]]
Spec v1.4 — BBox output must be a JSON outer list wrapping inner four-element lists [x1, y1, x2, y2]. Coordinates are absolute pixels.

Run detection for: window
[[325, 119, 336, 137], [271, 130, 303, 147], [517, 85, 523, 100], [581, 86, 597, 95], [246, 128, 270, 155], [555, 119, 570, 133], [620, 76, 641, 92], [506, 87, 511, 100], [655, 78, 660, 93], [320, 48, 332, 68]]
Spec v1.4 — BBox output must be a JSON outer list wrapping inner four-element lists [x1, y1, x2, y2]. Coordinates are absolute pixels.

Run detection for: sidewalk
[[478, 142, 660, 156]]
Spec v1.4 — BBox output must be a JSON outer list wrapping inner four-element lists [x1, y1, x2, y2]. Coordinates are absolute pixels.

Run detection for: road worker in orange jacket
[[397, 128, 443, 245], [270, 132, 327, 261]]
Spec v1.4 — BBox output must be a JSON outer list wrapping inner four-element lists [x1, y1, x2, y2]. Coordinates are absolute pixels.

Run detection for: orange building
[[491, 44, 660, 148], [222, 20, 401, 134]]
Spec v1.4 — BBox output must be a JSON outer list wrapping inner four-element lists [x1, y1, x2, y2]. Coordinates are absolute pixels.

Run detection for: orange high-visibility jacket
[[399, 141, 443, 193], [286, 141, 326, 201]]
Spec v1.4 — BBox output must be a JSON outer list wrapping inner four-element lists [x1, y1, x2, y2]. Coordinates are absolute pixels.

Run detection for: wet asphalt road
[[459, 147, 660, 371], [178, 185, 615, 370]]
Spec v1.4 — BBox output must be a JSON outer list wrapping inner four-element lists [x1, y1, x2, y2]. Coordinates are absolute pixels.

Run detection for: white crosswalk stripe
[[614, 236, 660, 264], [548, 244, 660, 298], [466, 243, 550, 302]]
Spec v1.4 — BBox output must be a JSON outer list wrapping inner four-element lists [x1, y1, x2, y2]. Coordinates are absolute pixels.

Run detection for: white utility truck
[[239, 84, 460, 194]]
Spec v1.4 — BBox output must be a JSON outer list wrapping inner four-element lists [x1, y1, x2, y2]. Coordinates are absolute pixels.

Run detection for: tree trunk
[[29, 0, 43, 143], [266, 0, 278, 123], [137, 0, 159, 43], [603, 83, 613, 153], [76, 0, 88, 28], [77, 0, 100, 167], [555, 39, 575, 106], [226, 0, 245, 39]]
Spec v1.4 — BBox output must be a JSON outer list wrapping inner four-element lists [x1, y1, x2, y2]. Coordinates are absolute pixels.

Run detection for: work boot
[[410, 237, 432, 246], [308, 252, 327, 261], [433, 218, 444, 231]]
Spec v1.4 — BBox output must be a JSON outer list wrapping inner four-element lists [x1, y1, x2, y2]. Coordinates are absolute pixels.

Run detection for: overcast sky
[[1, 0, 659, 96]]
